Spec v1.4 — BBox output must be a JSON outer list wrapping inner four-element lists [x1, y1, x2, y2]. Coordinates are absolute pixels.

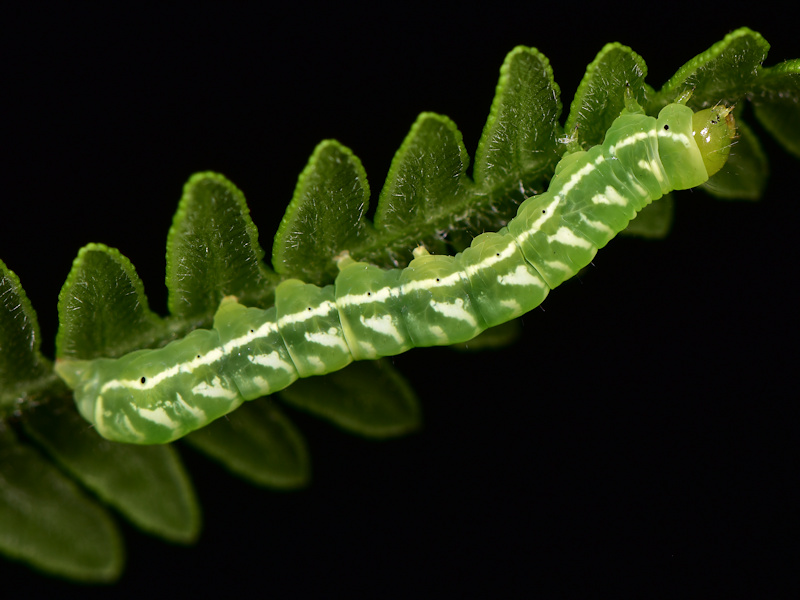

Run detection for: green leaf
[[659, 27, 770, 106], [375, 112, 472, 237], [0, 425, 123, 582], [752, 59, 800, 159], [22, 397, 200, 543], [474, 45, 562, 196], [0, 260, 56, 414], [4, 30, 800, 585], [185, 398, 310, 489], [279, 360, 421, 438], [701, 116, 768, 200], [565, 42, 649, 147], [167, 172, 274, 319], [55, 244, 166, 360], [272, 141, 373, 284]]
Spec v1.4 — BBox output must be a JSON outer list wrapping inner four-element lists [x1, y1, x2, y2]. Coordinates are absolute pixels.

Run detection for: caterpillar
[[55, 96, 735, 444]]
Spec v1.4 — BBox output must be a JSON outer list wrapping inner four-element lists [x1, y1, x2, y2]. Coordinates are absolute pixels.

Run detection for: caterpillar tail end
[[55, 358, 92, 390], [55, 358, 103, 432]]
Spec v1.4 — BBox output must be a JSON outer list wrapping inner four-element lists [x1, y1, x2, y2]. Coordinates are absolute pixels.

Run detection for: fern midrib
[[332, 172, 553, 273]]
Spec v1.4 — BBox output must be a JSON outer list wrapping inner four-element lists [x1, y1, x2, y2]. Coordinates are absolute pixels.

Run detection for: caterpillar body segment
[[55, 100, 736, 444]]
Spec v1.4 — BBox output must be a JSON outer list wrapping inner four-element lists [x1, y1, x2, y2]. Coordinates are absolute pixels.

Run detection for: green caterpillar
[[55, 96, 736, 444]]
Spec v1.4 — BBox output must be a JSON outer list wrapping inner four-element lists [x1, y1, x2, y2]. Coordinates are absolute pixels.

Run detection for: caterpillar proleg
[[55, 98, 736, 444]]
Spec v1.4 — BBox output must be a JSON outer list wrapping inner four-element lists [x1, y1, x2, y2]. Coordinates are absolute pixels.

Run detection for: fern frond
[[2, 23, 797, 588]]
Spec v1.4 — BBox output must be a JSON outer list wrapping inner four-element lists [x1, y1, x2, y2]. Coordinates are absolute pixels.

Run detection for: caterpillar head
[[655, 103, 736, 190], [692, 104, 736, 177]]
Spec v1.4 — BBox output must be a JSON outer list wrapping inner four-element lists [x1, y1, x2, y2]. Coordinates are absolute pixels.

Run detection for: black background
[[2, 3, 798, 597]]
